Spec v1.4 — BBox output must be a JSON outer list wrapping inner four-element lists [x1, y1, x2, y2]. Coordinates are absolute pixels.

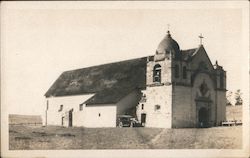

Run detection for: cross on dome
[[167, 24, 170, 31], [199, 33, 204, 45], [167, 24, 171, 37]]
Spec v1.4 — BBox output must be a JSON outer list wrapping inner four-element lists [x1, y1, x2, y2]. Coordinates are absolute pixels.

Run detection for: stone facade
[[136, 31, 226, 128]]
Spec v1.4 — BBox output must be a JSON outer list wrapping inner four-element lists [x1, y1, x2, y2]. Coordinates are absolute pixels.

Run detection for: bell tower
[[137, 30, 181, 128]]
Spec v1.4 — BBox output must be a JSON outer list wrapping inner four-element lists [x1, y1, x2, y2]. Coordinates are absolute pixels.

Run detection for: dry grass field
[[9, 125, 242, 150], [9, 114, 42, 126]]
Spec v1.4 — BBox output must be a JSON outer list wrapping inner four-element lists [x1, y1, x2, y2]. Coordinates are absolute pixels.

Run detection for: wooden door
[[69, 110, 73, 127], [141, 113, 146, 126]]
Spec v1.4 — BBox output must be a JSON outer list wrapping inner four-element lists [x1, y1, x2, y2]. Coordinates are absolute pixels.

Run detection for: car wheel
[[130, 122, 134, 127], [119, 122, 123, 128]]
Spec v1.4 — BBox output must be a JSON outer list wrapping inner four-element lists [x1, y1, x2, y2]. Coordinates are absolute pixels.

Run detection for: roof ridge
[[63, 56, 148, 74], [84, 87, 137, 105], [180, 47, 198, 52], [45, 57, 147, 97]]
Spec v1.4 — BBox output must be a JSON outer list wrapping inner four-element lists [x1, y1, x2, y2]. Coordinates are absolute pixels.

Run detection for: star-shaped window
[[199, 80, 209, 96]]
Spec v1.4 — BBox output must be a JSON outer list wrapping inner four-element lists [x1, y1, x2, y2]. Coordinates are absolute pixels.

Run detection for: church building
[[45, 30, 226, 128]]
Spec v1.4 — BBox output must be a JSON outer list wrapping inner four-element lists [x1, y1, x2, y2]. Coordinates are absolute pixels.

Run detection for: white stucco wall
[[46, 90, 140, 128], [73, 104, 85, 127], [46, 94, 94, 126], [136, 90, 146, 122], [82, 105, 117, 128], [81, 90, 140, 128]]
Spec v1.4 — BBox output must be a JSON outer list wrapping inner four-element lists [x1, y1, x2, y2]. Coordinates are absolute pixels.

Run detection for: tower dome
[[156, 31, 180, 56]]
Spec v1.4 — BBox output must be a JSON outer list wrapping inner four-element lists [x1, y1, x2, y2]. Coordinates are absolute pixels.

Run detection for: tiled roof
[[45, 57, 147, 97], [84, 87, 139, 105], [181, 48, 197, 61]]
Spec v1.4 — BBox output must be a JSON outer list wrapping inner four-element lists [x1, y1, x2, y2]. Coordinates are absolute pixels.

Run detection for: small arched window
[[183, 66, 187, 79], [153, 64, 161, 83], [154, 105, 161, 112], [175, 64, 179, 78], [58, 105, 63, 112], [79, 104, 83, 111], [220, 72, 224, 88]]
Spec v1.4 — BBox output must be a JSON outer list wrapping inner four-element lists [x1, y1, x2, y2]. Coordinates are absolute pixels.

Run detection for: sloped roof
[[45, 47, 201, 100], [181, 48, 197, 61], [84, 87, 138, 105], [193, 45, 215, 70], [45, 57, 147, 97]]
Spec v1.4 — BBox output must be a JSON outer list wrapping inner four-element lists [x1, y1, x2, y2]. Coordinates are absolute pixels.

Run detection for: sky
[[1, 1, 249, 116]]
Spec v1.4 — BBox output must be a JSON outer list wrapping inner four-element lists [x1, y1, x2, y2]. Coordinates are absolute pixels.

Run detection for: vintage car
[[117, 115, 138, 127]]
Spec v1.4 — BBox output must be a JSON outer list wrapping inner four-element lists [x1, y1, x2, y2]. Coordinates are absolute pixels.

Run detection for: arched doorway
[[141, 113, 146, 127], [68, 109, 73, 127], [198, 108, 209, 128]]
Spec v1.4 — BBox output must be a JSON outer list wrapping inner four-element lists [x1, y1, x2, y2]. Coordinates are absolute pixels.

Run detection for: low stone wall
[[226, 105, 242, 121]]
